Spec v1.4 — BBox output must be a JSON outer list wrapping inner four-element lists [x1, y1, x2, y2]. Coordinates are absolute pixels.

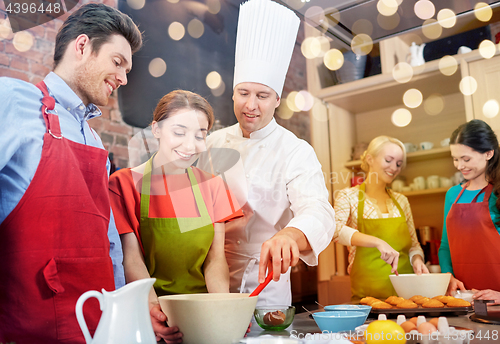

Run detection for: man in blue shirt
[[0, 4, 150, 343]]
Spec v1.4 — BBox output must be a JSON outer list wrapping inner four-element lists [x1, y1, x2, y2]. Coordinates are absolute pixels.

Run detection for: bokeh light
[[478, 40, 496, 59], [207, 0, 221, 14], [392, 62, 413, 83], [459, 76, 478, 96], [391, 108, 412, 127], [414, 0, 435, 20], [0, 19, 13, 40], [377, 0, 398, 16], [168, 22, 185, 41], [424, 94, 445, 115], [351, 34, 373, 56], [13, 31, 34, 52], [127, 0, 145, 10], [323, 49, 344, 70], [311, 98, 329, 122], [422, 19, 442, 40], [277, 100, 294, 120], [286, 92, 301, 112], [316, 36, 331, 57], [301, 37, 322, 59], [148, 58, 167, 78], [188, 19, 204, 39], [437, 9, 456, 28], [206, 71, 222, 89], [483, 100, 500, 118], [352, 19, 373, 36], [403, 88, 423, 108], [286, 0, 305, 11], [475, 2, 493, 22], [305, 6, 326, 27], [211, 80, 226, 97], [295, 90, 314, 111], [438, 56, 458, 76], [377, 13, 400, 30]]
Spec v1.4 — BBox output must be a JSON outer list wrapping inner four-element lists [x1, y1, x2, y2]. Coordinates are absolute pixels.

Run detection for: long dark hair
[[450, 119, 500, 218]]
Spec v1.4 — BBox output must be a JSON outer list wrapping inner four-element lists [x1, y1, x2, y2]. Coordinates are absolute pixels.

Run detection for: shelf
[[401, 187, 450, 197], [315, 50, 485, 114], [344, 146, 451, 169]]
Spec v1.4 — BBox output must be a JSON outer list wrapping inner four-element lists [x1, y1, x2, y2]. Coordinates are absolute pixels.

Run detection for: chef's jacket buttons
[[246, 174, 250, 178], [237, 240, 241, 245], [260, 144, 266, 148], [79, 105, 84, 110], [66, 107, 71, 111]]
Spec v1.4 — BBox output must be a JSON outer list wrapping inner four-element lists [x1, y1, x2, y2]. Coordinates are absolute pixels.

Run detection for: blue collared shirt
[[0, 72, 125, 288]]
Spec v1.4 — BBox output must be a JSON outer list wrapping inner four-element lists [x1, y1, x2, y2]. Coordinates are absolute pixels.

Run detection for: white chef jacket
[[197, 118, 335, 306]]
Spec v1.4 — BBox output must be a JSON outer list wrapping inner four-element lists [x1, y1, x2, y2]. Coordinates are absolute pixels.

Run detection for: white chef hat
[[233, 0, 300, 98]]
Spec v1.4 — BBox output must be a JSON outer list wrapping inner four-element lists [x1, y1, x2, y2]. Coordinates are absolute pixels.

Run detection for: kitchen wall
[[0, 0, 310, 169]]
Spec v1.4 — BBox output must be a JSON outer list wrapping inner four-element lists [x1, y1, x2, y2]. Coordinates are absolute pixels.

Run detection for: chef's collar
[[232, 117, 277, 140], [43, 72, 102, 121]]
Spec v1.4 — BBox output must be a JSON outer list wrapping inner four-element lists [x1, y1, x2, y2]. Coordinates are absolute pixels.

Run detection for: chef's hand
[[446, 274, 465, 295], [374, 240, 399, 274], [150, 304, 183, 343], [411, 255, 429, 275], [473, 289, 500, 305], [259, 227, 309, 283]]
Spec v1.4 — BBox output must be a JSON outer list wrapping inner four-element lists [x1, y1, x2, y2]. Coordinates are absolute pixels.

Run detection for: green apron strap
[[140, 155, 154, 219], [186, 167, 211, 222]]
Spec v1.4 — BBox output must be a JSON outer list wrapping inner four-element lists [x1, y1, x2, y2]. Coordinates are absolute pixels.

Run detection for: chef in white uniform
[[198, 0, 335, 306]]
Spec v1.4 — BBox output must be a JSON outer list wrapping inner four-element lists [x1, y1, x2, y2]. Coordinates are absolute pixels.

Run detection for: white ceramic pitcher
[[76, 278, 156, 344]]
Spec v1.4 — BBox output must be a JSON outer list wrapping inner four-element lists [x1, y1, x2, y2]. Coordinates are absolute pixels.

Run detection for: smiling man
[[198, 0, 335, 307], [0, 4, 143, 343]]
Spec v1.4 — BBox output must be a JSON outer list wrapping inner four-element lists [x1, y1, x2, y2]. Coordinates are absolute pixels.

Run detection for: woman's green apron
[[350, 183, 413, 301], [140, 156, 214, 295]]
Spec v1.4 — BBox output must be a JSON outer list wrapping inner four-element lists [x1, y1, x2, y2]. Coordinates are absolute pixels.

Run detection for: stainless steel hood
[[277, 0, 500, 49]]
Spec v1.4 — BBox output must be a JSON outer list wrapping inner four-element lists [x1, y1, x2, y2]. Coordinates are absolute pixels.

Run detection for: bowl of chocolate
[[254, 305, 295, 330]]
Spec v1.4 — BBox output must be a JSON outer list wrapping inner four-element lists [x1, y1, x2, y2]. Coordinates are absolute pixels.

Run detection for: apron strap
[[453, 181, 469, 204], [357, 183, 406, 229], [471, 183, 493, 203], [35, 81, 62, 139], [140, 155, 211, 223]]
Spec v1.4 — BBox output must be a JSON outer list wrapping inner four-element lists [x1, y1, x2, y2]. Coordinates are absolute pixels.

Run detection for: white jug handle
[[75, 290, 104, 344]]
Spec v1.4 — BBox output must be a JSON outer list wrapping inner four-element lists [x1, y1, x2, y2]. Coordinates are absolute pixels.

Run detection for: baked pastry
[[388, 296, 406, 306], [414, 297, 430, 305], [385, 296, 399, 304], [432, 295, 455, 304], [409, 295, 424, 302], [446, 298, 471, 307], [422, 299, 445, 308], [396, 300, 418, 309], [360, 297, 380, 305], [371, 301, 393, 309]]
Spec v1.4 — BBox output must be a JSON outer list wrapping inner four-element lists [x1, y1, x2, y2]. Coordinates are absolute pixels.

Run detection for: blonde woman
[[334, 136, 428, 301]]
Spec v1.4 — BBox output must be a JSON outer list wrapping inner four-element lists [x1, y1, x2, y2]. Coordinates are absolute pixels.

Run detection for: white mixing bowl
[[389, 273, 451, 299]]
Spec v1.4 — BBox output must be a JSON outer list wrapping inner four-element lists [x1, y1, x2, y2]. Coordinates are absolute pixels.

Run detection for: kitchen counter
[[247, 309, 500, 343]]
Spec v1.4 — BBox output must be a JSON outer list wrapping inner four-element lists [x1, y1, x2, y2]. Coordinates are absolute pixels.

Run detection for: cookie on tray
[[447, 298, 471, 307], [414, 297, 430, 305], [360, 296, 380, 305], [396, 300, 418, 309], [422, 299, 445, 308], [385, 296, 399, 304], [371, 301, 393, 309], [409, 295, 424, 302], [388, 296, 406, 306], [432, 295, 454, 304]]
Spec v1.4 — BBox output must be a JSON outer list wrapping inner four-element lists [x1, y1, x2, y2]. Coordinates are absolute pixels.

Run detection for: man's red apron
[[447, 182, 500, 290], [0, 81, 115, 343]]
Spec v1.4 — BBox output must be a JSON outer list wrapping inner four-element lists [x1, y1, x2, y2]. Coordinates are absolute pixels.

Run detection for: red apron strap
[[35, 81, 62, 139], [452, 181, 469, 204], [471, 183, 493, 203]]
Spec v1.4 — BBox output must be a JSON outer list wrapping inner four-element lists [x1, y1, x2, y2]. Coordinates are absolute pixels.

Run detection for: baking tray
[[368, 306, 473, 318]]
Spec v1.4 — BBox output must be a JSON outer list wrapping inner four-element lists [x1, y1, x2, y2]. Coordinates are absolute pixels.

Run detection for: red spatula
[[249, 269, 273, 297]]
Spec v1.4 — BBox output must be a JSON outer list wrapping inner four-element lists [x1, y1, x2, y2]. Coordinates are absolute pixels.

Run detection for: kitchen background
[[1, 0, 500, 310]]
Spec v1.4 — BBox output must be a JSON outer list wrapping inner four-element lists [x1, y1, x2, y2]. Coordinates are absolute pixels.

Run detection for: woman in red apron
[[334, 136, 428, 301], [439, 120, 500, 297], [109, 90, 242, 342]]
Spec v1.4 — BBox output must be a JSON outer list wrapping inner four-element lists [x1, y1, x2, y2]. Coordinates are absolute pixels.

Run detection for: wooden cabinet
[[306, 25, 500, 303]]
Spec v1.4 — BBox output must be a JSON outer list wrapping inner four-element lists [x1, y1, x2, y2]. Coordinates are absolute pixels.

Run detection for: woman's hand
[[150, 303, 183, 343], [374, 239, 400, 274], [411, 255, 429, 275], [473, 289, 500, 305], [446, 274, 465, 295]]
